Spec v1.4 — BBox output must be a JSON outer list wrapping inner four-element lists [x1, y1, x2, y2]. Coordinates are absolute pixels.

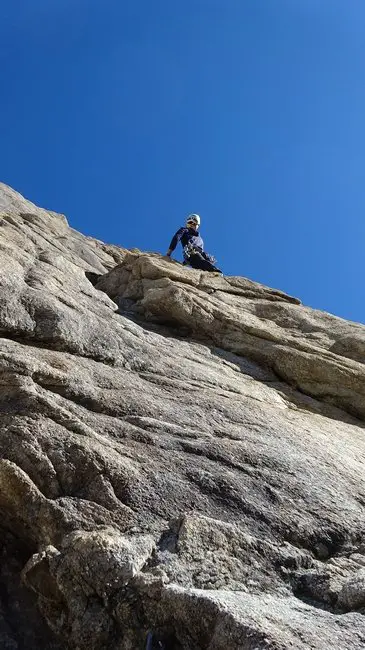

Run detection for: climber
[[166, 213, 222, 273]]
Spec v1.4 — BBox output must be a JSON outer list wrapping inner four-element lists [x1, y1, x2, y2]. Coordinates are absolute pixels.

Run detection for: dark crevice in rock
[[290, 572, 356, 615], [292, 588, 337, 613], [144, 628, 183, 650], [309, 529, 359, 561], [117, 308, 194, 340], [85, 271, 103, 286], [0, 528, 64, 649], [157, 529, 179, 555], [280, 527, 364, 568]]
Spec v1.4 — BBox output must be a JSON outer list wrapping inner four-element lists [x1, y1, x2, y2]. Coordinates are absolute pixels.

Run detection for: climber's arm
[[166, 227, 185, 256]]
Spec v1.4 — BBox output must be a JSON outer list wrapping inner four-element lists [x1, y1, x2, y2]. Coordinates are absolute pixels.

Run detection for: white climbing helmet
[[186, 213, 201, 227]]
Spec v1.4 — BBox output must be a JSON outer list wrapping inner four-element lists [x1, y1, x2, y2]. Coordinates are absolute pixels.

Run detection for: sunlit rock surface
[[0, 182, 365, 649]]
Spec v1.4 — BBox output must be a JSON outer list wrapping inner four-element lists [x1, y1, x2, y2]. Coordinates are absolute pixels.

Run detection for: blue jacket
[[169, 227, 204, 257]]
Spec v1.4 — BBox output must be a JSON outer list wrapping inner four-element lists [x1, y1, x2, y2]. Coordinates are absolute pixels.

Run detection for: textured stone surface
[[96, 252, 365, 419], [0, 182, 365, 649]]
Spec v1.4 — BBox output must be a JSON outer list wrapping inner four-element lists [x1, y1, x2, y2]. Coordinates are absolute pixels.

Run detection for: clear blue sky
[[1, 1, 365, 323]]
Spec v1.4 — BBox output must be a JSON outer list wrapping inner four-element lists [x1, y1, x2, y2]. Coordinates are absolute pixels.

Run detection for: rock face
[[0, 182, 364, 649]]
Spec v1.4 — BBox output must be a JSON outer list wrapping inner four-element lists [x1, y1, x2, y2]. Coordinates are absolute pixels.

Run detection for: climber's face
[[187, 219, 198, 229]]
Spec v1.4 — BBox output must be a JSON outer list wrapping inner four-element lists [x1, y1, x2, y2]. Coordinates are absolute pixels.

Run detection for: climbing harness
[[183, 241, 200, 260], [183, 242, 216, 265]]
